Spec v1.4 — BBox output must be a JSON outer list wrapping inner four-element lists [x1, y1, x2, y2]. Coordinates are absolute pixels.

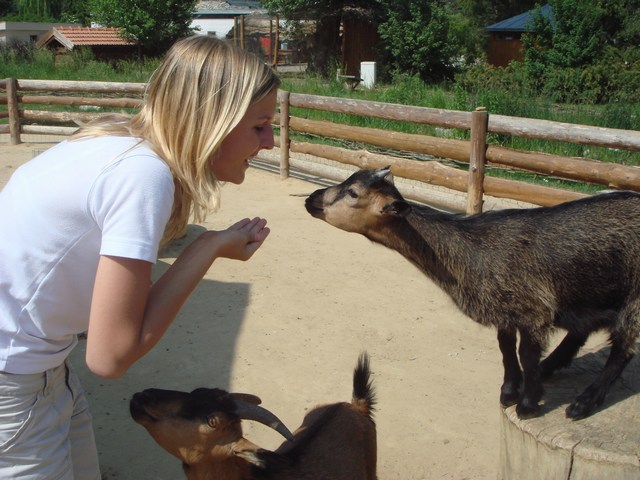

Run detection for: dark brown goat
[[130, 353, 377, 479], [305, 166, 640, 420]]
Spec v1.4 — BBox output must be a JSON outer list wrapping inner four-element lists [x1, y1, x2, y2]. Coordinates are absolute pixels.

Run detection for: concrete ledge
[[499, 342, 640, 480]]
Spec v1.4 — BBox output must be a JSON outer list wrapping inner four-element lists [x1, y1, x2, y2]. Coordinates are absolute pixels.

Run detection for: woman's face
[[212, 89, 277, 184]]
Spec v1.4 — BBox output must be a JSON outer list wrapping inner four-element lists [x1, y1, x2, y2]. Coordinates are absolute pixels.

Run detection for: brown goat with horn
[[130, 353, 377, 479], [305, 166, 640, 420]]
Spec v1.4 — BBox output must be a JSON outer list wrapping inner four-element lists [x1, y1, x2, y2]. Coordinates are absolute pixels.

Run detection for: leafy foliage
[[60, 0, 91, 25], [261, 0, 339, 18], [17, 0, 61, 19], [1, 0, 60, 20], [89, 0, 198, 56], [516, 0, 640, 103], [377, 0, 459, 82], [1, 0, 86, 22], [0, 0, 15, 16]]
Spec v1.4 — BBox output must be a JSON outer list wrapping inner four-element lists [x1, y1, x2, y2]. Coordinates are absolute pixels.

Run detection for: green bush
[[0, 44, 159, 82]]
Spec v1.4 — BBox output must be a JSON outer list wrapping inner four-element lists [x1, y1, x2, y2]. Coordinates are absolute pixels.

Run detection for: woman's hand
[[210, 217, 270, 261]]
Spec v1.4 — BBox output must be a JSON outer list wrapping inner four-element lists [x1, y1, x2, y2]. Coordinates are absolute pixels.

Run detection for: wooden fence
[[2, 78, 640, 214], [0, 78, 145, 140]]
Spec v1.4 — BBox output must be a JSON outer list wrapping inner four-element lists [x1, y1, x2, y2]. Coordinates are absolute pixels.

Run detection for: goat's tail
[[352, 352, 376, 419]]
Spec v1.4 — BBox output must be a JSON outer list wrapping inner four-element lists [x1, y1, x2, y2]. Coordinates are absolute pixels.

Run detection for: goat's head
[[130, 387, 293, 468], [305, 166, 411, 235]]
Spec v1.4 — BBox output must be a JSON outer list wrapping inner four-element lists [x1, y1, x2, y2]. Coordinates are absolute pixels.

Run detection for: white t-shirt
[[0, 136, 175, 374]]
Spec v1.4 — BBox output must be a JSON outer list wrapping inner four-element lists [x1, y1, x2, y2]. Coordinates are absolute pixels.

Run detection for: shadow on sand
[[70, 224, 254, 479]]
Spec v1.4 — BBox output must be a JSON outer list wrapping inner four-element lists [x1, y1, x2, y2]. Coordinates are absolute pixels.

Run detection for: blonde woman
[[0, 36, 279, 479]]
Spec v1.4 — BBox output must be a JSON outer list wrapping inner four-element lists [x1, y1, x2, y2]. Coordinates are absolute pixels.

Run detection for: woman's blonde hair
[[74, 36, 280, 244]]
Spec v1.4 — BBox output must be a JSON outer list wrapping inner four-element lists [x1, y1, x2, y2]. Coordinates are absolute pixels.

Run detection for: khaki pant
[[0, 362, 101, 479]]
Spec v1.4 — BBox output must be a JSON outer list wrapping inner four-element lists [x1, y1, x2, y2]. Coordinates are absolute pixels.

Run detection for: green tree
[[521, 3, 555, 84], [549, 0, 606, 67], [60, 0, 91, 25], [0, 0, 89, 22], [90, 0, 197, 56], [523, 0, 619, 69], [520, 0, 640, 102], [5, 0, 62, 21], [377, 0, 459, 82], [599, 0, 640, 48], [0, 0, 16, 17]]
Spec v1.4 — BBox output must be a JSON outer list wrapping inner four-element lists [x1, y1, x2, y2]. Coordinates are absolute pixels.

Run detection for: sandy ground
[[0, 141, 615, 480]]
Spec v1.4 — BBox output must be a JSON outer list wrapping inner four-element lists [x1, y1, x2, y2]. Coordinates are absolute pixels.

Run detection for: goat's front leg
[[498, 327, 521, 407], [516, 329, 545, 419]]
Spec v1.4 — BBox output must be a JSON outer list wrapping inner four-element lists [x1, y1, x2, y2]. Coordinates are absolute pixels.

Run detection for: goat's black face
[[305, 167, 410, 234], [130, 387, 246, 463], [130, 387, 294, 464], [130, 388, 238, 424]]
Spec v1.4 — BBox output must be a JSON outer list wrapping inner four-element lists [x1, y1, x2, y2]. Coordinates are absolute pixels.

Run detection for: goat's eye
[[207, 416, 218, 428], [346, 188, 358, 199]]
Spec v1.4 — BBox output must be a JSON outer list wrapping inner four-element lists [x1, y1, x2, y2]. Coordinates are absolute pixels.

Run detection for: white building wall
[[191, 18, 235, 38], [0, 22, 78, 45]]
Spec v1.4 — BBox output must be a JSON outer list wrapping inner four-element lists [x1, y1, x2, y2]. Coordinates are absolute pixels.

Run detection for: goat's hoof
[[500, 388, 520, 407], [566, 397, 598, 420], [515, 401, 540, 419], [566, 386, 606, 419]]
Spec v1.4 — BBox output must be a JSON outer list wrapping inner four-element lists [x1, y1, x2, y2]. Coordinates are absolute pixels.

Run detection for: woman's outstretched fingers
[[212, 217, 270, 261], [248, 217, 270, 242], [230, 217, 270, 242]]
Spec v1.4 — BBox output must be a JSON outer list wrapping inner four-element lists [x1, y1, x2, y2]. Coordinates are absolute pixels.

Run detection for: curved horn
[[375, 165, 394, 184], [229, 393, 262, 405], [232, 400, 295, 442]]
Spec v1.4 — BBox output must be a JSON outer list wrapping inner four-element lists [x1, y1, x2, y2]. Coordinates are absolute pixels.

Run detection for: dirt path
[[0, 141, 570, 479]]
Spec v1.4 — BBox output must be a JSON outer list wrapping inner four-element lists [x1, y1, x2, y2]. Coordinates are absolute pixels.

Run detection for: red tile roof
[[56, 26, 133, 45], [38, 26, 135, 49]]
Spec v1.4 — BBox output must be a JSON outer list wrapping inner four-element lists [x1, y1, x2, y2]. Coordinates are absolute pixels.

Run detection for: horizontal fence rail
[[2, 78, 640, 213], [0, 78, 146, 141], [279, 91, 640, 210]]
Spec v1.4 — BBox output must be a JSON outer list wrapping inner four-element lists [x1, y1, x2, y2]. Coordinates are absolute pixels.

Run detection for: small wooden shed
[[486, 4, 554, 67], [36, 26, 137, 61], [341, 16, 379, 77]]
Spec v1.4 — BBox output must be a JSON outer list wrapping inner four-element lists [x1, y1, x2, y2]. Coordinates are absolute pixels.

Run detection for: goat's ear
[[374, 166, 394, 185], [206, 414, 219, 429], [382, 200, 411, 217]]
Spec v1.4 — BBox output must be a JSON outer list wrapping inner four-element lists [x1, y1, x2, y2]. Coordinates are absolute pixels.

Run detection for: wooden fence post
[[273, 15, 280, 67], [467, 106, 488, 214], [7, 78, 21, 145], [278, 90, 291, 179]]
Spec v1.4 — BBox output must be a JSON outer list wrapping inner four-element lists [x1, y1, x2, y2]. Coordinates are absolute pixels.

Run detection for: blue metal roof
[[486, 4, 554, 32]]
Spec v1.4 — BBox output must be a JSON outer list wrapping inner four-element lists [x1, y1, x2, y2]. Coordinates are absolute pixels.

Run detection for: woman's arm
[[85, 217, 270, 379]]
